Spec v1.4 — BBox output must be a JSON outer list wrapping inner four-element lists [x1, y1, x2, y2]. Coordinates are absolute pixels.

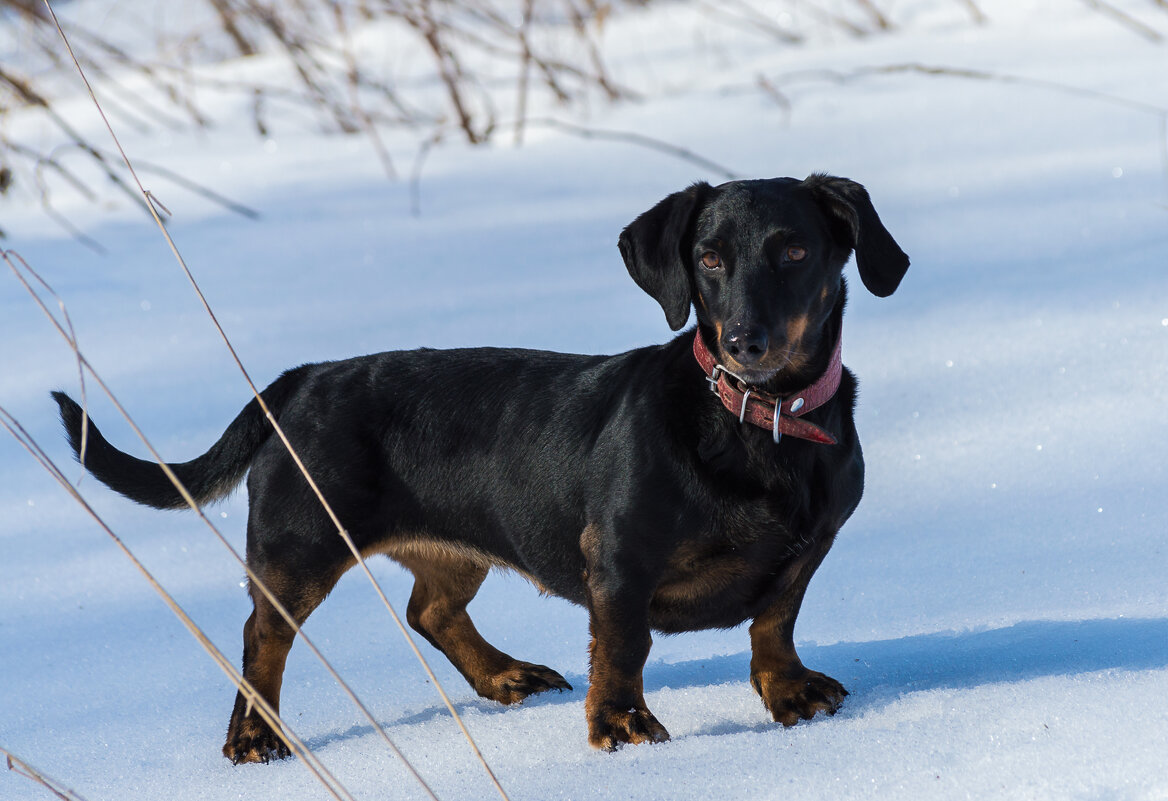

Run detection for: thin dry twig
[[209, 0, 259, 56], [793, 1, 869, 37], [853, 0, 892, 30], [960, 0, 987, 24], [3, 0, 636, 231], [409, 129, 445, 216], [695, 0, 803, 44], [0, 64, 152, 216], [2, 747, 90, 801], [0, 287, 357, 801], [4, 248, 441, 801], [757, 61, 1168, 204], [331, 0, 397, 178], [409, 116, 740, 216], [562, 0, 621, 101], [1076, 0, 1163, 41], [3, 251, 89, 466], [40, 3, 511, 797], [768, 61, 1168, 116], [412, 0, 487, 144], [514, 0, 537, 146], [0, 422, 357, 801], [242, 0, 362, 133], [526, 117, 740, 179]]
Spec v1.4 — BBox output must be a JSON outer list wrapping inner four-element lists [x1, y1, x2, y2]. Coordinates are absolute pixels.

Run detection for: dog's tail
[[51, 366, 311, 510]]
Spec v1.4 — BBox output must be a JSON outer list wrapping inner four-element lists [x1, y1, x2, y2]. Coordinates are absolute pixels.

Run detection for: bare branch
[[1076, 0, 1163, 41], [34, 9, 512, 794], [523, 117, 739, 179], [209, 0, 259, 56], [853, 0, 893, 30], [2, 747, 90, 801]]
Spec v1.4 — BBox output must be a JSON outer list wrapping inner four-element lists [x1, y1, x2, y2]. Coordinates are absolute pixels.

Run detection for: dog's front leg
[[582, 540, 669, 750], [749, 537, 848, 727], [585, 600, 669, 750]]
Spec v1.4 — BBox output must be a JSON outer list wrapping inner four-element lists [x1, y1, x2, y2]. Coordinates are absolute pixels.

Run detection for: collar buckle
[[705, 362, 750, 394], [706, 362, 776, 435]]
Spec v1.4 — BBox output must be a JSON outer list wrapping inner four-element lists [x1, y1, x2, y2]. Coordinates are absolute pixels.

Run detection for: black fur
[[53, 174, 908, 759]]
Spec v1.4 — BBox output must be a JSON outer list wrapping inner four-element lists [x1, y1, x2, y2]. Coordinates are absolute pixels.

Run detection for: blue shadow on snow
[[644, 616, 1168, 698], [306, 616, 1168, 749]]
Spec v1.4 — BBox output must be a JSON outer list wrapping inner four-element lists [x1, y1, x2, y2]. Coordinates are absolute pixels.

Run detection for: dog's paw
[[223, 717, 293, 765], [751, 668, 848, 727], [588, 706, 671, 751], [479, 661, 572, 705]]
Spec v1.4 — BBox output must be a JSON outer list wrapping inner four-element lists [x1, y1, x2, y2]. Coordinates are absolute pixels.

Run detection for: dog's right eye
[[700, 252, 722, 270]]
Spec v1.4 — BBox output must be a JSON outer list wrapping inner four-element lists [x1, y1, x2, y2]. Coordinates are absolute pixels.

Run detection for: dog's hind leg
[[397, 549, 571, 704], [223, 557, 344, 765]]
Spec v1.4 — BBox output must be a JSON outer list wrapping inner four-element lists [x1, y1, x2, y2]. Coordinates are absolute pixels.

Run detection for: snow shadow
[[306, 617, 1167, 751], [643, 616, 1168, 700]]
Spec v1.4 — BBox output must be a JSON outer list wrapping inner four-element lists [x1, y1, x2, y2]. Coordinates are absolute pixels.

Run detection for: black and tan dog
[[53, 174, 908, 763]]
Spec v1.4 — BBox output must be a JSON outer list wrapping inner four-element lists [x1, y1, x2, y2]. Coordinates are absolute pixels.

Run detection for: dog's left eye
[[785, 246, 808, 262], [700, 251, 722, 270]]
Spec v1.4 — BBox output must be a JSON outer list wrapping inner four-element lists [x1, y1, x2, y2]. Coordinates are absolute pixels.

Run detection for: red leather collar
[[692, 330, 841, 445]]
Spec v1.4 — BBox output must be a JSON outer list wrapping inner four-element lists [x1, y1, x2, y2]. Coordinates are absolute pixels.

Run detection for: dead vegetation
[[1, 0, 634, 229], [3, 0, 1164, 240]]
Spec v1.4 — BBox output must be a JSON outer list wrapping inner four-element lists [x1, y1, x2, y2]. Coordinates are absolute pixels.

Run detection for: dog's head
[[618, 175, 909, 386]]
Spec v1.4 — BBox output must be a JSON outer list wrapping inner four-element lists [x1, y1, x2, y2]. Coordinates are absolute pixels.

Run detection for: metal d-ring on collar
[[771, 397, 807, 443]]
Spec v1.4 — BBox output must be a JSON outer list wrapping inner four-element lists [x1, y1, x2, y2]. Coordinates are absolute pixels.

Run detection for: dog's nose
[[722, 324, 768, 366]]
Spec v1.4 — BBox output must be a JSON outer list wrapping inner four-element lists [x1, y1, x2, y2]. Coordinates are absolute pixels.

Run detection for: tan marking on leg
[[373, 534, 551, 593], [579, 523, 602, 560], [748, 539, 847, 727], [585, 608, 668, 750], [225, 562, 345, 764], [391, 539, 569, 704], [580, 531, 669, 750]]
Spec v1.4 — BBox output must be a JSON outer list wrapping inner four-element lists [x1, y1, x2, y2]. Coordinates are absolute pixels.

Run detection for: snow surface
[[2, 1, 1167, 799]]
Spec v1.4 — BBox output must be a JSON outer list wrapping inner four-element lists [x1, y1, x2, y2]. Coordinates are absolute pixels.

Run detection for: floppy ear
[[803, 174, 910, 297], [618, 182, 710, 330]]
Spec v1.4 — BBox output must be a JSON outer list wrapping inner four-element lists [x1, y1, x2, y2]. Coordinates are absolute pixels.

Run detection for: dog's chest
[[647, 507, 816, 632]]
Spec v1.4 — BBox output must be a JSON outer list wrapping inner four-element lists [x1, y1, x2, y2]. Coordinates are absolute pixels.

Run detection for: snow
[[2, 0, 1167, 799]]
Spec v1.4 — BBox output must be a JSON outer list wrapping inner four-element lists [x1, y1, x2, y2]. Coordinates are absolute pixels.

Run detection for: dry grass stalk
[[1076, 0, 1163, 41], [2, 747, 90, 801], [0, 416, 357, 801], [757, 61, 1168, 200], [25, 5, 513, 797], [1, 0, 633, 237], [696, 0, 804, 44], [331, 0, 397, 178], [960, 0, 987, 24], [852, 0, 892, 29], [0, 257, 357, 799], [5, 0, 1055, 241], [766, 61, 1168, 117], [3, 248, 441, 801], [513, 0, 537, 145]]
